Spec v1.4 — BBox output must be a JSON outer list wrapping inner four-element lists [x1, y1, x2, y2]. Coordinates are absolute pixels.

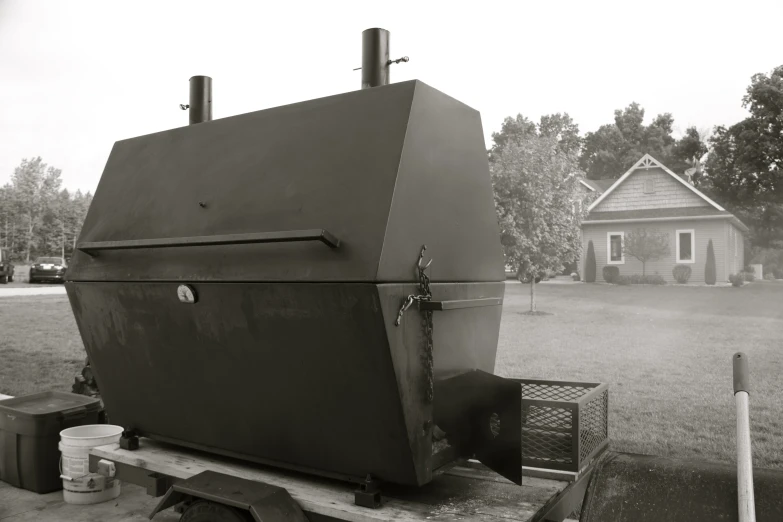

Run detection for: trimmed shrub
[[585, 241, 596, 283], [742, 271, 756, 282], [626, 274, 666, 285], [571, 272, 580, 281], [615, 275, 631, 285], [705, 239, 717, 285], [764, 273, 776, 281], [603, 265, 620, 283], [672, 264, 692, 284], [729, 273, 745, 287]]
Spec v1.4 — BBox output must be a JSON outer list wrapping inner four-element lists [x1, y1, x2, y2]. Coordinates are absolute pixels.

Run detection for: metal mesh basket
[[515, 379, 609, 472]]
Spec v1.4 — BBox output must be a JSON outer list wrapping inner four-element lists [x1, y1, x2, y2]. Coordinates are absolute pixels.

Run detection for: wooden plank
[[462, 459, 580, 483], [91, 439, 571, 522]]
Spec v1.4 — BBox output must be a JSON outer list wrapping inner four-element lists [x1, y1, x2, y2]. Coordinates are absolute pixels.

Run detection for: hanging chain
[[395, 245, 435, 403]]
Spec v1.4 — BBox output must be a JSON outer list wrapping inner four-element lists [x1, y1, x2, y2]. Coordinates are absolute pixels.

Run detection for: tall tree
[[580, 103, 682, 180], [489, 113, 582, 161], [10, 157, 63, 261], [670, 127, 709, 184], [491, 136, 587, 312], [538, 113, 582, 155], [488, 115, 537, 162], [705, 65, 783, 249]]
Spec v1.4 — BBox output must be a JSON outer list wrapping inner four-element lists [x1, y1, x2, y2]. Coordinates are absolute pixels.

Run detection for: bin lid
[[0, 391, 100, 418]]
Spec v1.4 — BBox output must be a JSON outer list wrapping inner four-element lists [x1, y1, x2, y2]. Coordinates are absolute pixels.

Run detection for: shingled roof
[[583, 205, 749, 232]]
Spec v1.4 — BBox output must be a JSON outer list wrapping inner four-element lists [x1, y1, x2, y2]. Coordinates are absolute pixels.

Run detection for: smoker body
[[66, 80, 507, 487]]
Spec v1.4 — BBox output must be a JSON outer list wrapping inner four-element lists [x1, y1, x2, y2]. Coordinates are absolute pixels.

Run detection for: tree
[[704, 65, 783, 250], [0, 158, 92, 262], [705, 239, 717, 285], [11, 157, 63, 262], [491, 135, 586, 312], [669, 127, 709, 184], [585, 240, 596, 282], [579, 103, 701, 180], [622, 228, 670, 276], [488, 115, 537, 162], [538, 113, 582, 155], [489, 112, 582, 162]]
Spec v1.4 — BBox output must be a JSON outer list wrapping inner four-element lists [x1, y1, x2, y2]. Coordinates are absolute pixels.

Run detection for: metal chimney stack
[[189, 76, 212, 124], [361, 29, 390, 89]]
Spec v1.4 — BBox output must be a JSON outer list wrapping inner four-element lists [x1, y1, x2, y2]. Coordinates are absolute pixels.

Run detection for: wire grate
[[521, 382, 591, 402], [520, 380, 609, 472], [579, 390, 609, 462]]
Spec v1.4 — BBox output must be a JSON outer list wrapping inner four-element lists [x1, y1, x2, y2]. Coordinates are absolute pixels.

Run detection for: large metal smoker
[[66, 29, 526, 498]]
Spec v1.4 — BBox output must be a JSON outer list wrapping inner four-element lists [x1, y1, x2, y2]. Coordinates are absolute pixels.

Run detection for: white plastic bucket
[[59, 424, 123, 505]]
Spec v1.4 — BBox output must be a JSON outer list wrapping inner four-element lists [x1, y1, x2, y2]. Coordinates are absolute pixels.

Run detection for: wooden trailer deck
[[1, 438, 593, 521]]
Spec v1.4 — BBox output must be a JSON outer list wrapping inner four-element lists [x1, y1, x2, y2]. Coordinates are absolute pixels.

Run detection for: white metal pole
[[733, 352, 756, 522]]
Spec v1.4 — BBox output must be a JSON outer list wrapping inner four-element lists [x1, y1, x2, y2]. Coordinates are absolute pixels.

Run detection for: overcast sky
[[1, 0, 781, 193]]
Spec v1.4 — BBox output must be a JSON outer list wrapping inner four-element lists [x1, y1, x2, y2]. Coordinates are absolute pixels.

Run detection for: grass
[[1, 281, 782, 469], [0, 295, 86, 396], [497, 280, 783, 469]]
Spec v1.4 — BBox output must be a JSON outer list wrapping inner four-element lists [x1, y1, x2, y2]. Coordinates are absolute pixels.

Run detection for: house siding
[[593, 167, 710, 212], [726, 223, 745, 277], [582, 219, 729, 283]]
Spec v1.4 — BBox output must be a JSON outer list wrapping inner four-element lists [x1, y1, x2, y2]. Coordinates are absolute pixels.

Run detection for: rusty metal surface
[[67, 80, 503, 284], [67, 280, 504, 487], [188, 76, 212, 125], [361, 28, 390, 88], [433, 370, 523, 485], [580, 451, 783, 521], [64, 78, 511, 490], [67, 281, 422, 485], [149, 470, 308, 521]]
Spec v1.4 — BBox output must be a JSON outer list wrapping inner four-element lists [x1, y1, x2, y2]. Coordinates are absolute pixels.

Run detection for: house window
[[644, 179, 655, 193], [607, 232, 624, 264], [676, 229, 695, 263]]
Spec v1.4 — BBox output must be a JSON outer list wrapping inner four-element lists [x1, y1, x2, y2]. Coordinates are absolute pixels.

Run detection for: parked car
[[0, 248, 14, 284], [29, 256, 68, 284]]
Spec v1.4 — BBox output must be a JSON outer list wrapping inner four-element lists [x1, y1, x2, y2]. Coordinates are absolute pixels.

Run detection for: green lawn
[[0, 295, 86, 396], [1, 281, 782, 469], [497, 280, 783, 469]]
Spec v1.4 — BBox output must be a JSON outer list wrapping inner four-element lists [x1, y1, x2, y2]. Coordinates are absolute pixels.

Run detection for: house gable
[[593, 167, 708, 212], [588, 154, 724, 213]]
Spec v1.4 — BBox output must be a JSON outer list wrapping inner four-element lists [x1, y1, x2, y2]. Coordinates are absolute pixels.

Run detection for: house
[[580, 154, 748, 283]]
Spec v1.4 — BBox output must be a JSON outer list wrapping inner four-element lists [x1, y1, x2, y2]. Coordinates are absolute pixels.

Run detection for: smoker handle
[[77, 229, 340, 256], [418, 298, 503, 311]]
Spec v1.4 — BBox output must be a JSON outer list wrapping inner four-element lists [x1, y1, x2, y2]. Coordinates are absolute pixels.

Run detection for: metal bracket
[[149, 470, 308, 521], [354, 474, 382, 509], [419, 297, 503, 311], [120, 430, 139, 451]]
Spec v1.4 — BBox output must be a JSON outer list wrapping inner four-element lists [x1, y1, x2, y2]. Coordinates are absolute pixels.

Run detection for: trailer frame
[[88, 437, 603, 522]]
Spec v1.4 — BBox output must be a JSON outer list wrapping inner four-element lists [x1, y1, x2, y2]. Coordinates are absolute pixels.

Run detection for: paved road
[[0, 286, 66, 298]]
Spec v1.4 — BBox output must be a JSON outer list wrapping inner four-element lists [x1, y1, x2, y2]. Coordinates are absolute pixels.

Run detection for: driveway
[[0, 285, 66, 297]]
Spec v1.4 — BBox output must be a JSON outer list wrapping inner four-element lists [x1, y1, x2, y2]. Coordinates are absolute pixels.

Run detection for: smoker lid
[[68, 80, 504, 283]]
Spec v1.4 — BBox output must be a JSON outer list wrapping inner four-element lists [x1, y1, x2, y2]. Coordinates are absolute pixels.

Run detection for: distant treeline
[[0, 157, 92, 263]]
